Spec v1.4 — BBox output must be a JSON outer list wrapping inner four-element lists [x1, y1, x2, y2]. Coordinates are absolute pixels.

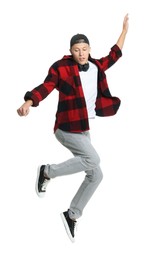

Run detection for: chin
[[79, 61, 87, 65]]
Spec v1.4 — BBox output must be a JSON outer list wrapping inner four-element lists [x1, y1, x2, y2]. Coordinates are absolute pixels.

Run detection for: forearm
[[116, 30, 127, 50], [25, 99, 33, 106]]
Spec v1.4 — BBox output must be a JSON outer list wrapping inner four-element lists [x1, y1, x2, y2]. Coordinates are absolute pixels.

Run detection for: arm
[[96, 14, 129, 71], [17, 64, 58, 117], [116, 13, 129, 50]]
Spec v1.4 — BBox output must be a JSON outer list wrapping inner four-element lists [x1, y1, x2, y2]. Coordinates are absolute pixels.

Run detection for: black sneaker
[[60, 210, 76, 242], [35, 165, 50, 198]]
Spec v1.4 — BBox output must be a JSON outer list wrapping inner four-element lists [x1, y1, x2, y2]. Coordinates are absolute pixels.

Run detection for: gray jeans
[[45, 129, 103, 219]]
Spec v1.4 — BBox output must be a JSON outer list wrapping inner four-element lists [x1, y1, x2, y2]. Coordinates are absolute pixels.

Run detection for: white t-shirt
[[79, 61, 98, 119]]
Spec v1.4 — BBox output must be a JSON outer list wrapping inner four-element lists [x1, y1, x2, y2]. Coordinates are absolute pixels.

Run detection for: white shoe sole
[[35, 165, 50, 198], [60, 213, 75, 243]]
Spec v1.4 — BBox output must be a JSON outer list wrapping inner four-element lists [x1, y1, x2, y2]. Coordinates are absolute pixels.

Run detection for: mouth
[[79, 58, 85, 61], [78, 58, 86, 64]]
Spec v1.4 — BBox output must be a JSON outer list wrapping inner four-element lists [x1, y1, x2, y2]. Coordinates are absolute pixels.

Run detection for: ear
[[69, 48, 72, 55]]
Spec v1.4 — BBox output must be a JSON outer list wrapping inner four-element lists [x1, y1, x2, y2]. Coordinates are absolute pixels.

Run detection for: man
[[17, 14, 129, 242]]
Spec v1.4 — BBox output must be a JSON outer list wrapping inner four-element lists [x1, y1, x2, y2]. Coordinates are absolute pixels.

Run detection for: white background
[[0, 0, 145, 259]]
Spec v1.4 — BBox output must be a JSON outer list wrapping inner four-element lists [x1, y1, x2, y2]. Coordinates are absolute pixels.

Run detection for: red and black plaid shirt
[[24, 44, 122, 132]]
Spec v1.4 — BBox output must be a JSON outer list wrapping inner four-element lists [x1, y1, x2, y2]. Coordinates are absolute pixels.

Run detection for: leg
[[45, 129, 103, 219], [45, 129, 101, 178], [69, 166, 103, 219]]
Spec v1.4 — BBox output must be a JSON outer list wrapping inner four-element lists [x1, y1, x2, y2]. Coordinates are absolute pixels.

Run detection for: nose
[[79, 50, 83, 56]]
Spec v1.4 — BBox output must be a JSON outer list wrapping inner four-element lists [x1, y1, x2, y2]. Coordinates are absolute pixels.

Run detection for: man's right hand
[[17, 100, 33, 116]]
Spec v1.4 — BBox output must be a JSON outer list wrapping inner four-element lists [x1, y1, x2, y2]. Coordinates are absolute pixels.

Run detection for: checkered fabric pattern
[[24, 44, 122, 132]]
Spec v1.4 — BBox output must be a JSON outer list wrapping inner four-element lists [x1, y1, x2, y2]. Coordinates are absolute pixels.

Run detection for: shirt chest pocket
[[59, 76, 76, 96]]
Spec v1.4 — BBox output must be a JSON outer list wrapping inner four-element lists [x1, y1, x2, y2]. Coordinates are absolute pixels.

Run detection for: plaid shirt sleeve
[[94, 45, 122, 117], [97, 44, 122, 71], [24, 65, 58, 106]]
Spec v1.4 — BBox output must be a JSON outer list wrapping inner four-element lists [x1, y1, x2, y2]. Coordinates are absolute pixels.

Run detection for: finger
[[17, 109, 22, 116], [25, 109, 29, 116], [125, 13, 129, 21], [17, 108, 26, 116], [21, 107, 27, 116]]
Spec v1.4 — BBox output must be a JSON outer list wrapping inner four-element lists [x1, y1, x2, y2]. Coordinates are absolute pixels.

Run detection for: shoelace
[[71, 220, 78, 232], [42, 178, 49, 191]]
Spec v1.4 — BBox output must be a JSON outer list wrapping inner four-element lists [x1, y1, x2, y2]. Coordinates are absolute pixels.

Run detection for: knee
[[87, 153, 100, 169], [93, 167, 103, 183], [97, 169, 103, 183], [86, 165, 103, 184]]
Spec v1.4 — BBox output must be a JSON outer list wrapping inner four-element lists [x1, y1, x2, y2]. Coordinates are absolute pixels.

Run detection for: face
[[70, 43, 91, 65]]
